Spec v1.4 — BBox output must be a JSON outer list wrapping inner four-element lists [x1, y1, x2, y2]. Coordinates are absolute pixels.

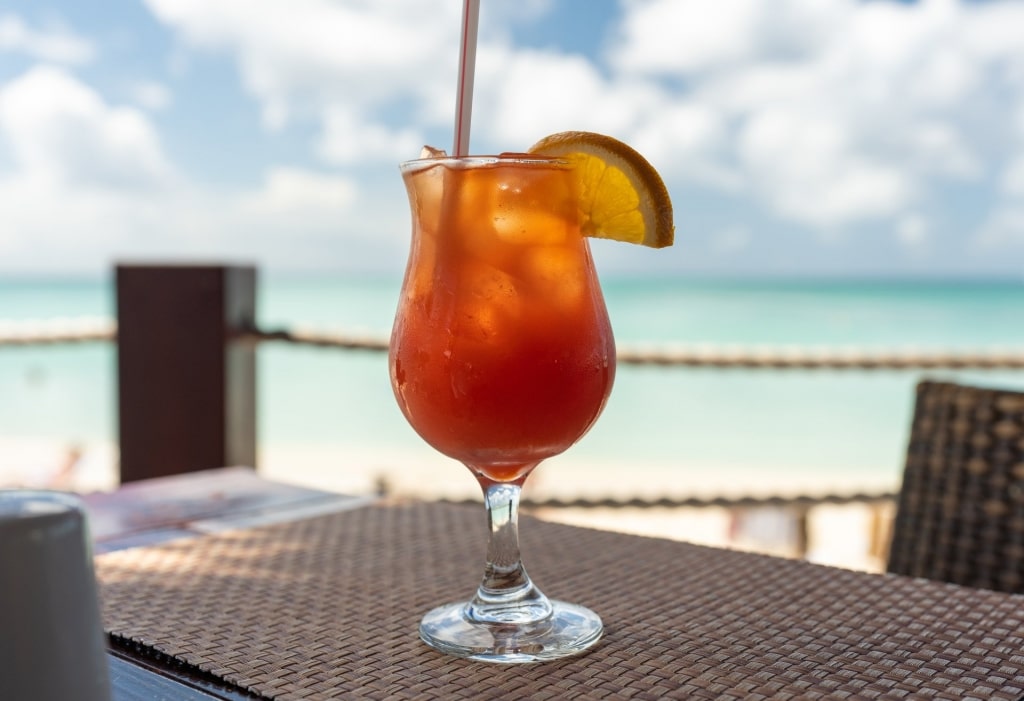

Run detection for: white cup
[[0, 490, 112, 701]]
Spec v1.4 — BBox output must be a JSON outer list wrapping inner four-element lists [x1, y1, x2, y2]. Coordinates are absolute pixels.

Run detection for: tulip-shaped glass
[[389, 154, 615, 662]]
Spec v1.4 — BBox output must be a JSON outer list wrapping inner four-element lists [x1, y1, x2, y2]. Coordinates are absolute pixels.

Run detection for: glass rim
[[399, 153, 570, 173]]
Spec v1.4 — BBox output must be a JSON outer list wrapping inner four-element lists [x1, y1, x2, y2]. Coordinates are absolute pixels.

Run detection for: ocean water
[[2, 275, 1024, 496]]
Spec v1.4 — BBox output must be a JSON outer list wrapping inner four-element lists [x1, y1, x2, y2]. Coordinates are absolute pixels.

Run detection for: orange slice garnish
[[528, 131, 674, 248]]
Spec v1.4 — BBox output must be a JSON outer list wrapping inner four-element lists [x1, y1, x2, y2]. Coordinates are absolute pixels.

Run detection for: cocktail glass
[[389, 153, 616, 662]]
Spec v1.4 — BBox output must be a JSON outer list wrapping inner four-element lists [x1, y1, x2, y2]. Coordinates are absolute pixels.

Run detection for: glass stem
[[465, 476, 553, 625]]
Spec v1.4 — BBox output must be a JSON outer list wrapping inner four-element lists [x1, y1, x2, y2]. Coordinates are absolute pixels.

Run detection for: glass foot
[[419, 600, 603, 663]]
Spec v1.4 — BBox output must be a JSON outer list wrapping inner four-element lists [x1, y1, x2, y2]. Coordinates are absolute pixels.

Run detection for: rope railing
[[4, 318, 1024, 370], [444, 491, 897, 511], [612, 347, 1024, 370], [0, 318, 116, 346], [237, 326, 389, 352], [237, 327, 1024, 369]]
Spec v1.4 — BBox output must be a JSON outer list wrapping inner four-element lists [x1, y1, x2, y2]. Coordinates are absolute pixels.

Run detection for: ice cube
[[491, 166, 575, 245], [525, 246, 587, 309], [407, 163, 447, 237], [458, 262, 520, 341], [493, 208, 571, 245], [419, 145, 447, 159]]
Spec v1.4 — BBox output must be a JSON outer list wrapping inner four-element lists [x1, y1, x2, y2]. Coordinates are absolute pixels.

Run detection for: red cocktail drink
[[389, 153, 615, 662], [391, 155, 615, 484]]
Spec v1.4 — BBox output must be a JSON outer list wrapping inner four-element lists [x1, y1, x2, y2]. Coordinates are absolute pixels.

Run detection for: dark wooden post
[[116, 264, 257, 483]]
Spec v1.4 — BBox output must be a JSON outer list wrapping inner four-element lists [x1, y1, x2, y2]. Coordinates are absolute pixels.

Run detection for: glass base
[[419, 600, 603, 663]]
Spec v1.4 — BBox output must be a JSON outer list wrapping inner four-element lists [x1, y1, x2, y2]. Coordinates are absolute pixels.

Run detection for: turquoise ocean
[[2, 275, 1024, 497]]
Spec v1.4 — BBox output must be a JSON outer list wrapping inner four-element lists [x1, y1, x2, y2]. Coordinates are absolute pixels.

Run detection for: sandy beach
[[0, 436, 896, 574]]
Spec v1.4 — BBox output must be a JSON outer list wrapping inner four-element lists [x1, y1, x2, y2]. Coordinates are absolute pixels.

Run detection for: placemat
[[96, 501, 1024, 700]]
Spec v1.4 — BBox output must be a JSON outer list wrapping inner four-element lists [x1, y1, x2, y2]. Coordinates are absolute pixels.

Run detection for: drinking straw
[[453, 0, 480, 156]]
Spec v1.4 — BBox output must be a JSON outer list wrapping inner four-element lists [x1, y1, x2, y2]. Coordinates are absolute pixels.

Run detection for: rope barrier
[[237, 327, 389, 352], [0, 319, 116, 346], [616, 348, 1024, 370], [3, 319, 1024, 370], [238, 327, 1024, 370], [442, 491, 897, 511]]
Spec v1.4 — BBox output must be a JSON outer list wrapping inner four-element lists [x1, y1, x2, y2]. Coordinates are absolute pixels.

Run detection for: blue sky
[[1, 0, 1023, 279]]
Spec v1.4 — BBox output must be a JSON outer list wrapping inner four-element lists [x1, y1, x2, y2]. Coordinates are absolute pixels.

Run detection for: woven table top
[[96, 500, 1024, 700]]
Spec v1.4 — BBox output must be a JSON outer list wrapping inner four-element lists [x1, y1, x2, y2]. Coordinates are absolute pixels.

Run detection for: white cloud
[[137, 0, 1024, 237], [612, 0, 765, 74], [907, 47, 976, 108], [130, 80, 173, 111], [738, 108, 913, 226], [0, 14, 94, 64], [1003, 156, 1024, 197], [907, 122, 980, 180], [0, 66, 174, 190], [632, 102, 741, 191], [960, 1, 1024, 65], [0, 67, 181, 265], [0, 168, 387, 272], [143, 0, 458, 149], [475, 46, 641, 146], [0, 66, 398, 274], [318, 106, 421, 165], [5, 0, 1024, 274], [239, 167, 356, 214], [613, 0, 852, 74], [606, 0, 1024, 233]]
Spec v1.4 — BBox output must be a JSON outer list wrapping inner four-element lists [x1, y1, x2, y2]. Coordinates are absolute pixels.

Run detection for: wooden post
[[116, 264, 257, 483]]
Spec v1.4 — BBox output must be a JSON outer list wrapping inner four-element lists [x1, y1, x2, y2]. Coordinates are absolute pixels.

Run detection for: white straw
[[453, 0, 480, 157]]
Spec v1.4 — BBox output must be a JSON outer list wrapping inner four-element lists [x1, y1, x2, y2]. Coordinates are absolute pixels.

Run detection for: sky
[[1, 0, 1023, 279]]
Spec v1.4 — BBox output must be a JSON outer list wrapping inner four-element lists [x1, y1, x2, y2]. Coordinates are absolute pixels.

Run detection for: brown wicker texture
[[97, 501, 1024, 700], [888, 380, 1024, 594]]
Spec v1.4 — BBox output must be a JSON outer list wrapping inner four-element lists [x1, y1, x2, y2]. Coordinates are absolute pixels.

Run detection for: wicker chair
[[887, 380, 1024, 593]]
